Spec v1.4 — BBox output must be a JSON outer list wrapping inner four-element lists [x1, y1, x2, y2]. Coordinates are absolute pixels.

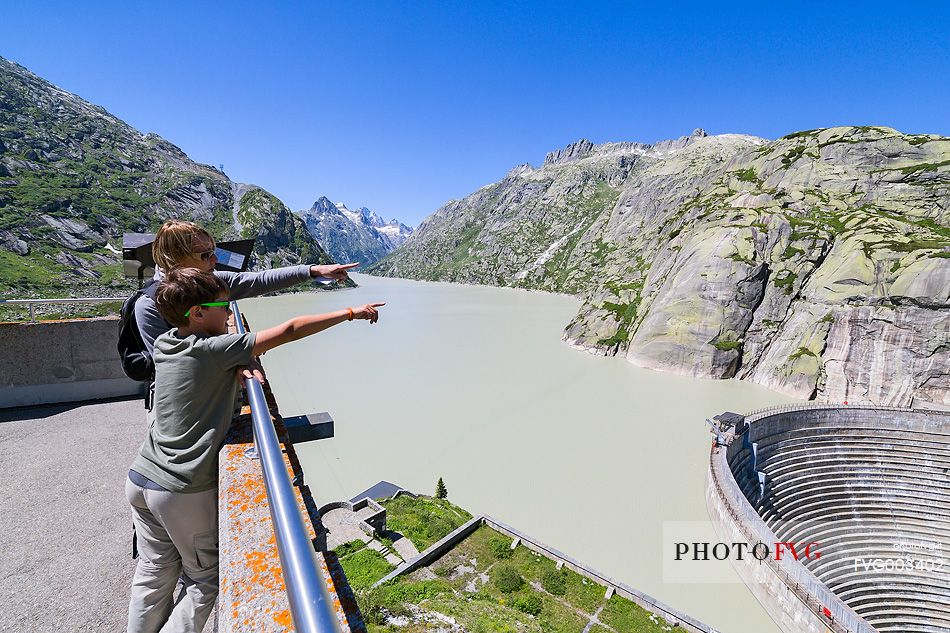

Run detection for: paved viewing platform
[[0, 397, 144, 632]]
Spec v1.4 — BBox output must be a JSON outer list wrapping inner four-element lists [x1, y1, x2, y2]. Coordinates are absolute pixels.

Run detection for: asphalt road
[[0, 397, 146, 632]]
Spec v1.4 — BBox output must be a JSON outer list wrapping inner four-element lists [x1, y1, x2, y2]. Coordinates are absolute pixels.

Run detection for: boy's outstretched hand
[[253, 302, 386, 356], [353, 303, 385, 324]]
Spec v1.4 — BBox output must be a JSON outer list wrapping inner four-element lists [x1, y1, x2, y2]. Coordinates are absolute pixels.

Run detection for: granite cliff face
[[297, 197, 412, 267], [372, 128, 950, 408], [0, 56, 336, 298]]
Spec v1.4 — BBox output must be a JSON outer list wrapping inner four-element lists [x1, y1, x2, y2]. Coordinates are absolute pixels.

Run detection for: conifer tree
[[435, 477, 448, 499]]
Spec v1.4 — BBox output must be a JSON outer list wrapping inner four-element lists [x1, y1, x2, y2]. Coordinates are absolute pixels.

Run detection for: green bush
[[491, 564, 524, 593], [488, 537, 512, 559], [355, 588, 393, 625], [541, 569, 567, 596], [513, 593, 543, 616]]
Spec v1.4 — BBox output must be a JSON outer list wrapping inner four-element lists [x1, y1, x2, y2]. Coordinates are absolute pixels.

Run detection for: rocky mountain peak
[[506, 163, 535, 178], [296, 197, 413, 267], [542, 130, 715, 168], [543, 139, 596, 166], [359, 206, 386, 228], [309, 197, 336, 214]]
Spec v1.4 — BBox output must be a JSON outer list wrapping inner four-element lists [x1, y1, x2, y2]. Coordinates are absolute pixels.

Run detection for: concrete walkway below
[[0, 397, 146, 633]]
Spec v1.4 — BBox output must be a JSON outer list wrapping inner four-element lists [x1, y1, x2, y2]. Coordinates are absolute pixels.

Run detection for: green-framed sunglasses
[[184, 301, 231, 318]]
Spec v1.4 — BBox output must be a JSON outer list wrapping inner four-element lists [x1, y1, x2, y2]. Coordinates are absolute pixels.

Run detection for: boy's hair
[[155, 268, 228, 327], [152, 220, 215, 272]]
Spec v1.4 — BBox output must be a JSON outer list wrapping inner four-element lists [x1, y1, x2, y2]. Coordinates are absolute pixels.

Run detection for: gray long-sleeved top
[[135, 265, 312, 356]]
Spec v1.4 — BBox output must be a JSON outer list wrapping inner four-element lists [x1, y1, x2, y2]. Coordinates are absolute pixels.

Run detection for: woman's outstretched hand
[[353, 303, 385, 324], [311, 263, 359, 281]]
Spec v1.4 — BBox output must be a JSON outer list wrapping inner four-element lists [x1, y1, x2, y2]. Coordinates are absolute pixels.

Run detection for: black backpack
[[117, 284, 157, 382]]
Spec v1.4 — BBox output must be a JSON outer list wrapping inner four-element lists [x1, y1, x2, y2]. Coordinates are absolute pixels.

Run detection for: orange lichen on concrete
[[216, 342, 360, 631]]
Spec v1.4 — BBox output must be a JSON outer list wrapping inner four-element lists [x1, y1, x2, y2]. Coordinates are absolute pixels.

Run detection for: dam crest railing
[[232, 301, 341, 633]]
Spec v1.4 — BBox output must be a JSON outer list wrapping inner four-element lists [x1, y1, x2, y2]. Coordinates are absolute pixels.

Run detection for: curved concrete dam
[[709, 405, 950, 633]]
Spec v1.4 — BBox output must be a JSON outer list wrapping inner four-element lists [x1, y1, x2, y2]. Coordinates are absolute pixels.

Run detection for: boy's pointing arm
[[252, 303, 385, 357]]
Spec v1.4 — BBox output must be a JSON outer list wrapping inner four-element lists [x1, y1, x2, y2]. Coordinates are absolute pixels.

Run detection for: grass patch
[[489, 535, 513, 559], [383, 495, 472, 551], [783, 244, 805, 259], [712, 340, 742, 351], [732, 167, 760, 184], [339, 549, 395, 590], [898, 158, 950, 175], [773, 270, 798, 295], [332, 539, 367, 558], [360, 578, 454, 627], [0, 249, 63, 291], [600, 594, 670, 631], [789, 346, 817, 361], [884, 239, 948, 253], [559, 566, 606, 613], [780, 129, 822, 140], [541, 568, 567, 595], [596, 278, 645, 349]]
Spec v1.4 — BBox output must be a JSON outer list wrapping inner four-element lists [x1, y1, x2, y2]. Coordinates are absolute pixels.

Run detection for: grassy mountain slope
[[0, 56, 335, 304]]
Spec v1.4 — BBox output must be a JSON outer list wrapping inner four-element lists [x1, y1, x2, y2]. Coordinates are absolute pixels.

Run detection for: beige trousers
[[125, 479, 218, 633]]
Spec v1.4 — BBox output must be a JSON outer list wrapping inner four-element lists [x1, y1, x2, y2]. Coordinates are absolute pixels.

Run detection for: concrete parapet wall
[[739, 404, 947, 445], [705, 469, 836, 633], [218, 409, 364, 631], [352, 498, 386, 534], [0, 317, 142, 408], [374, 515, 483, 587]]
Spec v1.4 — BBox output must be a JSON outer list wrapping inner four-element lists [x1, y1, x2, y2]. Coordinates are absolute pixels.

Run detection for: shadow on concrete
[[0, 394, 145, 423], [378, 528, 407, 544]]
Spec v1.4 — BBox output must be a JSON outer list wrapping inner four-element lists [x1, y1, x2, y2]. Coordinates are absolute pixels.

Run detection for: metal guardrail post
[[232, 301, 342, 633]]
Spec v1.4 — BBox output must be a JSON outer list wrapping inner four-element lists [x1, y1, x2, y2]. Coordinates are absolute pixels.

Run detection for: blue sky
[[2, 2, 948, 227]]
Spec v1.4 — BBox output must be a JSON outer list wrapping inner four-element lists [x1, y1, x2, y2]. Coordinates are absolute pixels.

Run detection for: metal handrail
[[232, 301, 342, 633], [0, 297, 125, 321]]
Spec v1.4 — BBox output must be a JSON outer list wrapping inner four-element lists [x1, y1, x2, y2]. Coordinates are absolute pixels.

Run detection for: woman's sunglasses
[[195, 248, 216, 262], [184, 301, 231, 318]]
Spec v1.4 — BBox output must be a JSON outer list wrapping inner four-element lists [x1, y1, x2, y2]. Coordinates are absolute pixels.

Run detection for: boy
[[126, 267, 382, 633]]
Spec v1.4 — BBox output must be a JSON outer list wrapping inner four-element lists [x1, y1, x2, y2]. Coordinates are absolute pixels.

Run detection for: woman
[[135, 219, 357, 355]]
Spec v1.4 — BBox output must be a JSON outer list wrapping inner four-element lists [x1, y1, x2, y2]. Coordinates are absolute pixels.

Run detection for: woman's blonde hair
[[152, 220, 215, 271]]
